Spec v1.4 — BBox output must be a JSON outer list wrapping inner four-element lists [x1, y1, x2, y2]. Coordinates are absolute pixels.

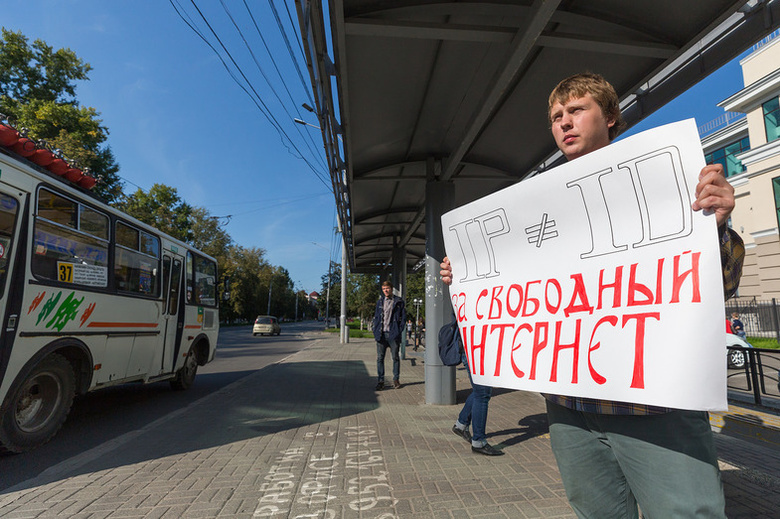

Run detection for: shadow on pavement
[[3, 360, 377, 492]]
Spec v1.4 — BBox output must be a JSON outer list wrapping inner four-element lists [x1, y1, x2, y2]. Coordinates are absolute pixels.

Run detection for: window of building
[[705, 136, 750, 177], [765, 97, 780, 143], [774, 177, 780, 232]]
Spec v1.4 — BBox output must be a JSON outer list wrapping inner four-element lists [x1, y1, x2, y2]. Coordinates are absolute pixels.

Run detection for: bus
[[0, 126, 219, 453]]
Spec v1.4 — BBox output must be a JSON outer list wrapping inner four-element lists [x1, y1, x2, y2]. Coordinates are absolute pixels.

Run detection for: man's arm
[[691, 162, 744, 300], [692, 163, 735, 228]]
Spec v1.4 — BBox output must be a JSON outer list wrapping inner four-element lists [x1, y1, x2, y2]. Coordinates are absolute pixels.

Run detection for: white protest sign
[[441, 119, 727, 411]]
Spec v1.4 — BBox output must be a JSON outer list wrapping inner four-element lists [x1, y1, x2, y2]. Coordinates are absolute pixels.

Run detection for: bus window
[[0, 193, 20, 297], [185, 252, 216, 307], [80, 205, 109, 240], [193, 255, 217, 306], [115, 222, 160, 297], [169, 258, 182, 314], [32, 188, 109, 288], [37, 189, 77, 228]]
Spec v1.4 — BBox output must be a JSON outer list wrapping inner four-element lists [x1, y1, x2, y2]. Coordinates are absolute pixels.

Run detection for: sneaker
[[375, 381, 384, 390], [452, 425, 472, 442], [471, 443, 504, 456], [393, 380, 401, 389]]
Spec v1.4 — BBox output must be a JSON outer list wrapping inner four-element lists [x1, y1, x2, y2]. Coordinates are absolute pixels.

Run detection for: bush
[[325, 326, 374, 338]]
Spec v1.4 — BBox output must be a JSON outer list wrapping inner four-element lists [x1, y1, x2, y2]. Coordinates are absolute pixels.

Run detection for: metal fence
[[725, 297, 780, 342], [727, 346, 780, 410]]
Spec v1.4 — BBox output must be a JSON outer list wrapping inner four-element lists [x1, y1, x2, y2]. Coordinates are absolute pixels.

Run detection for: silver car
[[726, 334, 752, 368], [253, 315, 281, 336]]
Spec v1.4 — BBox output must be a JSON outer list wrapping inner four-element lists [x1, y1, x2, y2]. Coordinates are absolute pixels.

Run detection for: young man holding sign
[[441, 73, 744, 518]]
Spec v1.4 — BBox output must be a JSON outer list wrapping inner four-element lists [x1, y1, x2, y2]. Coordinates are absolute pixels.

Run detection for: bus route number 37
[[57, 262, 74, 283]]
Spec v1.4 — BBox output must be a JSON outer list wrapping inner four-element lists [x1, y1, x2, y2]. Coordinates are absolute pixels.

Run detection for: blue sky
[[3, 1, 338, 294], [1, 2, 756, 294]]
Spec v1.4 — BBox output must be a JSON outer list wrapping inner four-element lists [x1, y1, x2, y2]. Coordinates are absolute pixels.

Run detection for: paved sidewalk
[[1, 331, 779, 518]]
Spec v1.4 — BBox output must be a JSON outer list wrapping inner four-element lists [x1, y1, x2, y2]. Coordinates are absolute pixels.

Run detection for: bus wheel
[[170, 345, 198, 390], [0, 353, 76, 453]]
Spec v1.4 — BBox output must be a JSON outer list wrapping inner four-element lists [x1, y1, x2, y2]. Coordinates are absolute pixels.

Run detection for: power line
[[265, 0, 313, 105], [169, 0, 331, 189], [220, 0, 327, 172]]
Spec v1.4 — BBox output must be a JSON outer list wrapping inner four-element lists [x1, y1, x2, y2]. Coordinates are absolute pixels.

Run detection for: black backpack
[[438, 319, 463, 366]]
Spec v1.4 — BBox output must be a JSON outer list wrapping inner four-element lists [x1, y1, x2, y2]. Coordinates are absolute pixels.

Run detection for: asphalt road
[[0, 320, 324, 491]]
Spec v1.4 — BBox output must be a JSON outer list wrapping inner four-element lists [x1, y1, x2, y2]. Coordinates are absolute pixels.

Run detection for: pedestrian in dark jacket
[[372, 281, 405, 390]]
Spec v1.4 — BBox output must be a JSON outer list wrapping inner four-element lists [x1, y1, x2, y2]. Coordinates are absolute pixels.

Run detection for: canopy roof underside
[[297, 0, 780, 273]]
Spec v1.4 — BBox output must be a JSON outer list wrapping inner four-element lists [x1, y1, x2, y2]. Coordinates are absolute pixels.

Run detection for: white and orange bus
[[0, 128, 219, 452]]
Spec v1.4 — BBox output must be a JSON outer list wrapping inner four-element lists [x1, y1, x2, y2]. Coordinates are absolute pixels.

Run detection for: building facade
[[702, 32, 780, 299]]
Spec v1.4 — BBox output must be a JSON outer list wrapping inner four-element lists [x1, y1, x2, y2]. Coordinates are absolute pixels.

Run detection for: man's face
[[550, 93, 614, 160], [382, 285, 392, 297]]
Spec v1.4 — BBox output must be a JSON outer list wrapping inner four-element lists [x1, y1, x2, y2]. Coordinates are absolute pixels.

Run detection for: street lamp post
[[267, 275, 273, 315], [294, 282, 302, 322], [413, 298, 423, 350]]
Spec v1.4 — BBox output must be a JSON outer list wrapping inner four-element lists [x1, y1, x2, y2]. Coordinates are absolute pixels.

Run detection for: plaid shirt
[[545, 227, 745, 416]]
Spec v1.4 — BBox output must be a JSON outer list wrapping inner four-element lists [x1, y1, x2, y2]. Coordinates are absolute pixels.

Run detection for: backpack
[[438, 319, 463, 366]]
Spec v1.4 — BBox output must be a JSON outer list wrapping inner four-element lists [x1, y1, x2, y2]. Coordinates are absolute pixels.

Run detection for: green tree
[[120, 184, 193, 242], [348, 273, 379, 328], [318, 261, 341, 322], [220, 245, 269, 323], [0, 28, 123, 202], [190, 207, 232, 259]]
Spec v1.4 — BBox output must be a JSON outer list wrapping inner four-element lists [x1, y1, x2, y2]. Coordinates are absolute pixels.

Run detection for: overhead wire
[[266, 0, 313, 105], [221, 0, 327, 172], [169, 0, 332, 190]]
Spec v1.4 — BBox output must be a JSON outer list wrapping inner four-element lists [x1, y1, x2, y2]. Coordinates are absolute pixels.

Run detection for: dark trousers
[[376, 332, 400, 382]]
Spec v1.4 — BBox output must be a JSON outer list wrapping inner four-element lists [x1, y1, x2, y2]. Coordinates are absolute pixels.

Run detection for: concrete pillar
[[392, 245, 407, 359], [424, 172, 456, 405]]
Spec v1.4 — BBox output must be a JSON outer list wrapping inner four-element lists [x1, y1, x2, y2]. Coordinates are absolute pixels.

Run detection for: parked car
[[253, 315, 281, 336], [726, 334, 752, 368]]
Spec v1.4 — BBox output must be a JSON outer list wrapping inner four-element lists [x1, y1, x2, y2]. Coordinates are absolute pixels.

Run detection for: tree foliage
[[348, 273, 379, 328], [119, 184, 193, 243], [0, 28, 123, 202]]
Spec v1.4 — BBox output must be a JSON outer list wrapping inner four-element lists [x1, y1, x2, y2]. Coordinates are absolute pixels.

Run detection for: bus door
[[160, 252, 184, 374], [0, 189, 25, 384]]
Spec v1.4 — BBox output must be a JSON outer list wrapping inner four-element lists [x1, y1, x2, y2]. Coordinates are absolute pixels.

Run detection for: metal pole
[[295, 290, 299, 321], [424, 174, 456, 405], [325, 268, 331, 327], [267, 277, 272, 315], [341, 232, 349, 343]]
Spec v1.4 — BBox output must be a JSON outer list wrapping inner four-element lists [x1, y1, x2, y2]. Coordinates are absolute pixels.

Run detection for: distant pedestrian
[[372, 281, 405, 390], [732, 312, 746, 339]]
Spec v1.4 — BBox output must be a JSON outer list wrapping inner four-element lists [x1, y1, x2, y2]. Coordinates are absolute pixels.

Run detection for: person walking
[[372, 281, 405, 390], [441, 73, 744, 518]]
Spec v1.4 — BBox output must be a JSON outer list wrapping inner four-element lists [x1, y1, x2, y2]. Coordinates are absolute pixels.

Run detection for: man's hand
[[440, 257, 453, 286], [692, 163, 735, 228]]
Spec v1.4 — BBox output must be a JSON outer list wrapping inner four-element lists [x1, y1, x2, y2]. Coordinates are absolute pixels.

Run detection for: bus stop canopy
[[297, 0, 780, 274]]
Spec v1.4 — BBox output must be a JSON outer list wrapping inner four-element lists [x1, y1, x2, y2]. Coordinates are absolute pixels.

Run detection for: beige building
[[702, 31, 780, 299]]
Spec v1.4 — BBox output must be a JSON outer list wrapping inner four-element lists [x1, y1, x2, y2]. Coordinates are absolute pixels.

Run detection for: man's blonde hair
[[548, 72, 626, 141]]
